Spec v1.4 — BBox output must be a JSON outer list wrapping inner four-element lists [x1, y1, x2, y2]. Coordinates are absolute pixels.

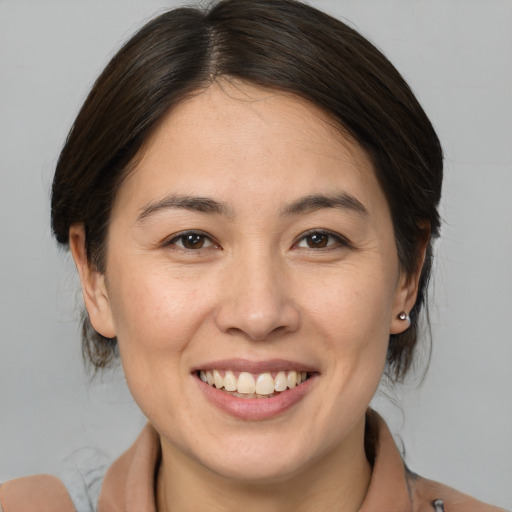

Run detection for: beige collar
[[97, 410, 414, 512], [1, 412, 502, 511]]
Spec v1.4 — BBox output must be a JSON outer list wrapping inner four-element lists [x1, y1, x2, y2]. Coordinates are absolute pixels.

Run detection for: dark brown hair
[[51, 0, 443, 380]]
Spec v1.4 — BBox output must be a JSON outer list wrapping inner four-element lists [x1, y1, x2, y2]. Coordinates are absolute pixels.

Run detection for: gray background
[[1, 0, 511, 508]]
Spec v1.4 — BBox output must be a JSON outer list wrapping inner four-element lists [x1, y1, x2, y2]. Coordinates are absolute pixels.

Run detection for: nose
[[214, 254, 300, 341]]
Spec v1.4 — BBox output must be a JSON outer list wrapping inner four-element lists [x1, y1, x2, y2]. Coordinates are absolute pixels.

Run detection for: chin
[[183, 427, 325, 485], [202, 450, 307, 484]]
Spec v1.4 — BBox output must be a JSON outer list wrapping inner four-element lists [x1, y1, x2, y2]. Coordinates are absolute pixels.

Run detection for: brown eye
[[295, 230, 348, 250], [168, 232, 215, 250], [182, 233, 206, 249], [305, 233, 329, 248]]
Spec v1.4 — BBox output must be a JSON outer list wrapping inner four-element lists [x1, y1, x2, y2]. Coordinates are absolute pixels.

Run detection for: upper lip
[[191, 358, 319, 374]]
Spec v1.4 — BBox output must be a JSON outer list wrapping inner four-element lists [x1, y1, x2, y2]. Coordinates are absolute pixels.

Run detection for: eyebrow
[[280, 193, 369, 217], [137, 195, 233, 222], [136, 191, 368, 223]]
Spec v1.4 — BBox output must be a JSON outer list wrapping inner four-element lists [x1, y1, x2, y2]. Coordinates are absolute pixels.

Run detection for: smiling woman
[[69, 86, 408, 492], [0, 1, 509, 511]]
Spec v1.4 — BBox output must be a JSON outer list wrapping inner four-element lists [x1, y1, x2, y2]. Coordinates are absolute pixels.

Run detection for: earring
[[397, 311, 410, 322]]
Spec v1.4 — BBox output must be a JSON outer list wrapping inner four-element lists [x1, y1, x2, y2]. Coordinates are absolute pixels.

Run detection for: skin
[[70, 81, 423, 512]]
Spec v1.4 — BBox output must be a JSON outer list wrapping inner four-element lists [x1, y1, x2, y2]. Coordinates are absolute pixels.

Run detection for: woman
[[0, 1, 508, 511]]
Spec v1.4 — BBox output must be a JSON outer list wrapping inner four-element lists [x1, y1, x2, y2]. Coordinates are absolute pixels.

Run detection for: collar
[[97, 410, 413, 512], [359, 410, 413, 512]]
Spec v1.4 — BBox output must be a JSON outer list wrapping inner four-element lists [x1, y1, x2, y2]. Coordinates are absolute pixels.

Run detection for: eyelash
[[165, 229, 351, 252], [165, 231, 218, 251], [293, 229, 351, 251]]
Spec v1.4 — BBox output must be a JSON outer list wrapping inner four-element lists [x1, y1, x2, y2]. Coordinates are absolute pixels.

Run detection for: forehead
[[115, 80, 385, 218], [149, 81, 369, 168]]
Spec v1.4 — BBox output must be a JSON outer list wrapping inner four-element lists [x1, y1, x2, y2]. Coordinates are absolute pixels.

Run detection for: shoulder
[[407, 472, 509, 512], [364, 410, 508, 512], [0, 475, 75, 512]]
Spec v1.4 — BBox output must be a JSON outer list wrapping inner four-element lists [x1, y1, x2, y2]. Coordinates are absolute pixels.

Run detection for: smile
[[198, 370, 310, 398]]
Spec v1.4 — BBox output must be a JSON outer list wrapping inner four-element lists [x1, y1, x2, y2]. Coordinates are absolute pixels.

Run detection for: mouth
[[192, 359, 318, 420], [197, 369, 312, 399]]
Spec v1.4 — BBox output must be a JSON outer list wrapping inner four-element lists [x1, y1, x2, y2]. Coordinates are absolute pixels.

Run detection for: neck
[[156, 416, 372, 512]]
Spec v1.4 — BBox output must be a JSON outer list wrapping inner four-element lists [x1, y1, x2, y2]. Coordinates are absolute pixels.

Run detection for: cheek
[[107, 264, 213, 359], [105, 267, 215, 420], [303, 263, 397, 338], [301, 264, 395, 393], [292, 269, 394, 451]]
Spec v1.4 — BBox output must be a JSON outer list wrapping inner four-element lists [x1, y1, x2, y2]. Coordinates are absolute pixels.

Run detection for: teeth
[[213, 369, 223, 389], [237, 372, 256, 393], [287, 371, 297, 388], [224, 370, 237, 391], [255, 373, 274, 395], [200, 369, 309, 396], [274, 371, 288, 392]]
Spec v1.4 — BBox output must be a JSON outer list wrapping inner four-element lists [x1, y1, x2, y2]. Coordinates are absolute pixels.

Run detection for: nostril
[[215, 301, 301, 342], [224, 323, 294, 342]]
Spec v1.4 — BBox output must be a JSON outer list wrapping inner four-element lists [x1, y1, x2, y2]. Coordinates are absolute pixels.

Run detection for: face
[[72, 81, 417, 483]]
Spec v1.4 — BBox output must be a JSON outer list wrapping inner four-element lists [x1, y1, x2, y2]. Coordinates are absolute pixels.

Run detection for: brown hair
[[51, 0, 443, 380]]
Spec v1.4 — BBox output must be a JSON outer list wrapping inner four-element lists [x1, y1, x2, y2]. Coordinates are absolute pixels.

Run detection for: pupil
[[308, 233, 328, 248], [184, 234, 204, 249]]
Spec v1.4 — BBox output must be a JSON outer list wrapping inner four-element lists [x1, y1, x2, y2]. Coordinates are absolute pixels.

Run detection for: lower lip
[[196, 374, 317, 421]]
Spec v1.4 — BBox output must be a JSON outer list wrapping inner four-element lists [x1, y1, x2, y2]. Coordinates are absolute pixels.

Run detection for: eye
[[294, 230, 349, 250], [166, 231, 217, 250]]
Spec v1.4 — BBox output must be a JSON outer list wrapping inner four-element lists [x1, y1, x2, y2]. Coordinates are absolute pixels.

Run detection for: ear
[[69, 225, 116, 339], [389, 232, 430, 335]]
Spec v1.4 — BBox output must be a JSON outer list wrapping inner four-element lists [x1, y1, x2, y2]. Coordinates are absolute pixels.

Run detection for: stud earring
[[397, 311, 410, 322]]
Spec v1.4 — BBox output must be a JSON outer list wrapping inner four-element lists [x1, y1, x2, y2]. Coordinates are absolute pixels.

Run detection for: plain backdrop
[[1, 0, 511, 508]]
